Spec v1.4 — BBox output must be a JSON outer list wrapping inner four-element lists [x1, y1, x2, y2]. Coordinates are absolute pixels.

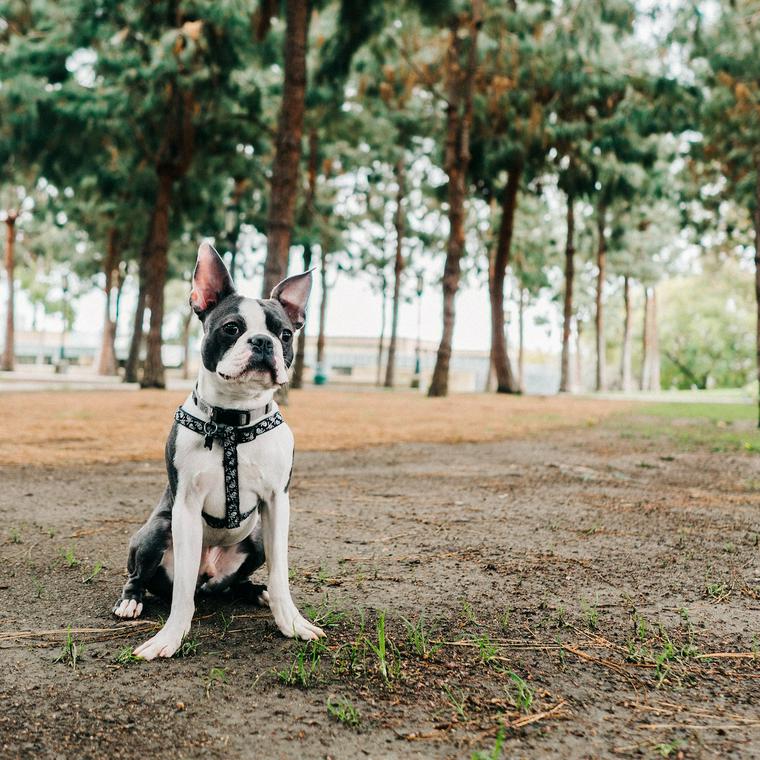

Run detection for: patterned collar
[[191, 385, 272, 427]]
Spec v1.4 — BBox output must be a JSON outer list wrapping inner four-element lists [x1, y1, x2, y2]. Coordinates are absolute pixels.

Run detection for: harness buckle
[[203, 420, 218, 450]]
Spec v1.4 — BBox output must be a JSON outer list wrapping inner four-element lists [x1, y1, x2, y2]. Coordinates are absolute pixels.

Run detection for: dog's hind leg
[[113, 486, 173, 619]]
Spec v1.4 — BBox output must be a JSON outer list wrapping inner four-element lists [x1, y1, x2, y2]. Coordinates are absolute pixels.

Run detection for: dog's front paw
[[113, 597, 143, 619], [272, 602, 325, 641], [133, 627, 185, 661]]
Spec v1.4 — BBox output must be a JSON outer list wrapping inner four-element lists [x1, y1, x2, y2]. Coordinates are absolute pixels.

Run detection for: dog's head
[[190, 241, 312, 391]]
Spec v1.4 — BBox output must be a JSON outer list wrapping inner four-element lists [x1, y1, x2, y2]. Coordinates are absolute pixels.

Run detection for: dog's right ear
[[190, 241, 235, 320]]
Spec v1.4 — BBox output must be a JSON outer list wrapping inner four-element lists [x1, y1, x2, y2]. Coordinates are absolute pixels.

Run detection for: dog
[[113, 241, 324, 660]]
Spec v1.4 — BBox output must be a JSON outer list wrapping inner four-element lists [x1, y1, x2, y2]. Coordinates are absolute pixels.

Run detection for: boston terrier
[[113, 241, 324, 660]]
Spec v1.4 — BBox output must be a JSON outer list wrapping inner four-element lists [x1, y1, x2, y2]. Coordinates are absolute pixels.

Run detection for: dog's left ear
[[190, 241, 236, 320], [271, 270, 313, 330]]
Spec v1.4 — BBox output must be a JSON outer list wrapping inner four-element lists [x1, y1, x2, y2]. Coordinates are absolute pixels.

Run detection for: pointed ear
[[190, 241, 235, 320], [270, 270, 313, 330]]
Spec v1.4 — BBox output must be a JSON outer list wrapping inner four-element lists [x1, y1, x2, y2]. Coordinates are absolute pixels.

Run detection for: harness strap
[[174, 406, 284, 529]]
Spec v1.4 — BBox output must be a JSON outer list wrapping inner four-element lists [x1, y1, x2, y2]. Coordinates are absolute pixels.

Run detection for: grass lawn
[[613, 401, 760, 454]]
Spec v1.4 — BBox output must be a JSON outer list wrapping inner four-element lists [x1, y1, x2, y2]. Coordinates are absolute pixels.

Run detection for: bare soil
[[1, 396, 759, 759], [0, 389, 626, 465]]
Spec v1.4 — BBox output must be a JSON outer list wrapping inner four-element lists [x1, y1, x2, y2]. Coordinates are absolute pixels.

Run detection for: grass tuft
[[326, 696, 361, 728], [54, 627, 84, 669]]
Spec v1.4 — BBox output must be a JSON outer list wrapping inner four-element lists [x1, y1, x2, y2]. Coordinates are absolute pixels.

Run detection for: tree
[[428, 0, 482, 397], [685, 2, 760, 424], [262, 0, 311, 297], [471, 0, 557, 394], [69, 2, 265, 388]]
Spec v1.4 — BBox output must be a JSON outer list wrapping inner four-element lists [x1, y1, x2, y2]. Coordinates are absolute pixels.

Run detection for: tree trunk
[[641, 286, 651, 391], [648, 287, 660, 391], [316, 246, 328, 367], [262, 0, 310, 297], [141, 172, 174, 389], [574, 317, 583, 391], [97, 227, 119, 376], [1, 212, 18, 372], [384, 160, 406, 388], [559, 194, 575, 392], [620, 275, 633, 392], [488, 164, 521, 394], [377, 275, 387, 387], [181, 306, 193, 380], [518, 285, 526, 393], [124, 228, 151, 383], [428, 2, 481, 397], [595, 200, 607, 392], [754, 166, 760, 426], [292, 128, 319, 389], [291, 244, 312, 388]]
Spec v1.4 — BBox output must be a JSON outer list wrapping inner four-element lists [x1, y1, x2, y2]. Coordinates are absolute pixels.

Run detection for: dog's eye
[[222, 322, 240, 337], [281, 329, 293, 344]]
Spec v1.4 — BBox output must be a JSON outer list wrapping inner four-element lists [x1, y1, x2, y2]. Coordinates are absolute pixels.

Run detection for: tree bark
[[641, 286, 651, 391], [292, 128, 319, 389], [377, 275, 387, 387], [97, 227, 120, 376], [574, 317, 583, 391], [1, 212, 18, 372], [141, 172, 174, 389], [754, 166, 760, 426], [124, 254, 147, 383], [648, 287, 660, 391], [291, 244, 312, 388], [595, 200, 607, 392], [428, 2, 481, 397], [384, 160, 406, 388], [559, 194, 575, 392], [262, 0, 310, 297], [488, 164, 521, 394], [620, 275, 633, 392], [518, 285, 526, 393], [316, 246, 328, 368], [180, 306, 193, 380]]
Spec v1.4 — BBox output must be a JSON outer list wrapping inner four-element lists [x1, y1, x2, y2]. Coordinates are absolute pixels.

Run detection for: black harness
[[174, 390, 284, 530]]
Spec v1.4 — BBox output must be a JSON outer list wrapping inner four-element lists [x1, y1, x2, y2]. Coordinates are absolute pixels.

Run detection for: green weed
[[472, 632, 500, 666], [401, 615, 441, 659], [443, 683, 468, 720], [82, 562, 103, 584], [580, 599, 599, 630], [60, 546, 79, 568], [326, 696, 361, 728], [506, 671, 533, 713], [276, 638, 327, 688], [655, 739, 686, 757], [54, 627, 84, 669], [471, 725, 506, 760], [204, 667, 227, 697], [115, 646, 141, 665], [177, 633, 200, 658]]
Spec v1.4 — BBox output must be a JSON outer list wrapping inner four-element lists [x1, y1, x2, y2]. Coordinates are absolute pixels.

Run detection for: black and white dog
[[113, 241, 324, 660]]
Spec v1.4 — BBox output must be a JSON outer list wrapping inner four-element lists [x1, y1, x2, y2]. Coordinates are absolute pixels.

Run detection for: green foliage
[[659, 261, 755, 390]]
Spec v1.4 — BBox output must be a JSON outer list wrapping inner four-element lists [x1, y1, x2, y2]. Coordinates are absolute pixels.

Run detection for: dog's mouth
[[218, 356, 288, 386], [217, 367, 271, 383]]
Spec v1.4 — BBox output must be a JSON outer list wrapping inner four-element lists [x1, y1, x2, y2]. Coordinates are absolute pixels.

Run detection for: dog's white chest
[[174, 420, 294, 547]]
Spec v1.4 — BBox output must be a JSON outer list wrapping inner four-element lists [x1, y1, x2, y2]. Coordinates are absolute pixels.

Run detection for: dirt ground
[[1, 392, 759, 759], [0, 388, 626, 465]]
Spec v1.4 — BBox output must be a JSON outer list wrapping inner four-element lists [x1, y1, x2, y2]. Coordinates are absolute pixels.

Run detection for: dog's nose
[[249, 335, 274, 358]]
